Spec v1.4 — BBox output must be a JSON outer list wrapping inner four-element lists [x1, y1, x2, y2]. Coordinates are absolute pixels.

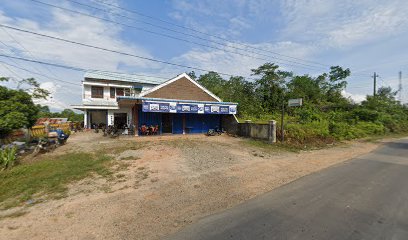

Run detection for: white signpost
[[288, 98, 303, 107]]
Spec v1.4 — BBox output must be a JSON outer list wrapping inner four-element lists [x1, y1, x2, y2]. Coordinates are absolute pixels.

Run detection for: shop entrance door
[[162, 113, 172, 133], [114, 113, 127, 129]]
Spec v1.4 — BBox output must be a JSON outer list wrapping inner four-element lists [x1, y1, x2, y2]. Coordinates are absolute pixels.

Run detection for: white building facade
[[72, 71, 158, 129]]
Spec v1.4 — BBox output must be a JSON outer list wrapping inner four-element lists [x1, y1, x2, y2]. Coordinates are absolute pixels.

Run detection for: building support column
[[134, 104, 139, 136], [268, 120, 277, 144], [182, 114, 186, 134], [84, 109, 88, 129]]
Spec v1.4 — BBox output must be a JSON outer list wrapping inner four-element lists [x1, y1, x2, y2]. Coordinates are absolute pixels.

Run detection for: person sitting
[[152, 125, 159, 135], [140, 124, 147, 135], [148, 125, 154, 135]]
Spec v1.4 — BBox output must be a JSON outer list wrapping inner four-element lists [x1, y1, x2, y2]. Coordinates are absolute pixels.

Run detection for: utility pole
[[373, 72, 379, 96], [399, 71, 402, 102], [281, 102, 284, 143]]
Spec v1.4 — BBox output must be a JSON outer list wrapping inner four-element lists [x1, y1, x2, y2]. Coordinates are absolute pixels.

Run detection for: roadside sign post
[[288, 98, 303, 107], [281, 98, 303, 143], [281, 102, 285, 143]]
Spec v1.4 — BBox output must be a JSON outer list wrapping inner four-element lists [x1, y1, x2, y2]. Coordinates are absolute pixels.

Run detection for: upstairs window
[[116, 88, 124, 96], [91, 86, 104, 98], [110, 87, 115, 98]]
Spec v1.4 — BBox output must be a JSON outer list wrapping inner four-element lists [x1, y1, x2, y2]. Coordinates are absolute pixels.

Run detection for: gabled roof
[[139, 73, 222, 102], [84, 70, 166, 85]]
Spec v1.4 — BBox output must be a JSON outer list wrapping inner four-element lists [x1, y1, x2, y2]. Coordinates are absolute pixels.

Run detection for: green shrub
[[0, 146, 18, 170], [350, 108, 381, 122], [329, 121, 385, 140], [285, 120, 331, 145], [329, 122, 354, 140]]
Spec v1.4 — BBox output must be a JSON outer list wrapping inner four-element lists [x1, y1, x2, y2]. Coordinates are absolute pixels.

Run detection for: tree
[[197, 72, 227, 98], [251, 63, 292, 113], [187, 71, 197, 80], [222, 76, 262, 116], [0, 77, 50, 138], [324, 66, 350, 104], [286, 75, 324, 104]]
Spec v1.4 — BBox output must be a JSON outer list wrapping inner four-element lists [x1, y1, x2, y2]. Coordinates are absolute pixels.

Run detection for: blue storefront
[[119, 97, 238, 135]]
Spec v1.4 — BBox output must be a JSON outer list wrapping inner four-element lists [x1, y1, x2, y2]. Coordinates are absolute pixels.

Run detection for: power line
[[1, 27, 59, 78], [0, 60, 80, 86], [90, 0, 331, 68], [31, 0, 328, 72], [0, 62, 24, 80], [0, 54, 174, 84], [0, 24, 265, 80], [0, 37, 78, 88], [69, 0, 333, 70]]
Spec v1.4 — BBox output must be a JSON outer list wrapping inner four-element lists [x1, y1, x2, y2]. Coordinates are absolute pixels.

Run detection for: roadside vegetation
[[0, 152, 112, 209], [0, 76, 82, 142], [189, 63, 408, 146]]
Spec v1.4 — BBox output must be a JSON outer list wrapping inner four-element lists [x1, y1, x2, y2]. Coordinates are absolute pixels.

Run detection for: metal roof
[[84, 70, 168, 85], [117, 96, 238, 105]]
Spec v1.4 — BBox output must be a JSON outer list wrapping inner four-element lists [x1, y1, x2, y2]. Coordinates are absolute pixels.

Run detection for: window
[[91, 86, 104, 98], [116, 88, 124, 96], [124, 88, 131, 96], [110, 87, 115, 98]]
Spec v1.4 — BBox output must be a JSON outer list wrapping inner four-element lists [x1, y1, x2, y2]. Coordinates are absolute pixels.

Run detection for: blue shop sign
[[142, 102, 170, 112], [176, 104, 199, 113], [142, 101, 237, 114]]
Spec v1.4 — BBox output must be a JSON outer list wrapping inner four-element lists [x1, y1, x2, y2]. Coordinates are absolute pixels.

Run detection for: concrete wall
[[221, 115, 239, 134], [234, 120, 277, 143]]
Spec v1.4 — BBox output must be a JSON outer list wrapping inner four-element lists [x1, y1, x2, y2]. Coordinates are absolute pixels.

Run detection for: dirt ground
[[0, 131, 382, 240]]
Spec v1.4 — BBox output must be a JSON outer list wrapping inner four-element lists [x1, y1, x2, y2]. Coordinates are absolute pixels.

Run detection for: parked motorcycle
[[49, 129, 69, 145], [110, 125, 120, 138], [206, 127, 225, 136], [31, 138, 57, 156]]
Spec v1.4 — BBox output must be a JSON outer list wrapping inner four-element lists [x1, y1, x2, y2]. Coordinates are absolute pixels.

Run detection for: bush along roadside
[[0, 146, 18, 170]]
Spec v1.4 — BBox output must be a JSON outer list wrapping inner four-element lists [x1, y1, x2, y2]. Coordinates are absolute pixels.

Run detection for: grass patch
[[0, 152, 112, 209]]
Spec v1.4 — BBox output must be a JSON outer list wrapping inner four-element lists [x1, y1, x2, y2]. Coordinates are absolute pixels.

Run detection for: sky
[[0, 0, 407, 111]]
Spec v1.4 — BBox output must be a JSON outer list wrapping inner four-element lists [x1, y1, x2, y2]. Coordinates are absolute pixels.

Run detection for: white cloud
[[33, 82, 68, 110], [342, 90, 366, 103], [279, 0, 408, 48], [169, 41, 321, 78], [0, 2, 159, 111]]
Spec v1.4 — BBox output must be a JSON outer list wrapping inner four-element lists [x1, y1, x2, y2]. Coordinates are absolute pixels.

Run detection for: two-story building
[[71, 71, 238, 135]]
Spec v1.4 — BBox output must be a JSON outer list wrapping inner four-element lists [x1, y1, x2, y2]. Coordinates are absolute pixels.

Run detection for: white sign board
[[288, 98, 303, 107]]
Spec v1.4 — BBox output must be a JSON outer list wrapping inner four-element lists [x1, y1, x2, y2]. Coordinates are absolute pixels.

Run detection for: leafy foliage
[[0, 146, 18, 170], [0, 85, 40, 137], [37, 106, 83, 122], [196, 63, 408, 144]]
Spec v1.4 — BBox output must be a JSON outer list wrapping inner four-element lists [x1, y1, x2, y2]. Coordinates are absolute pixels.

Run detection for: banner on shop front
[[142, 101, 237, 114]]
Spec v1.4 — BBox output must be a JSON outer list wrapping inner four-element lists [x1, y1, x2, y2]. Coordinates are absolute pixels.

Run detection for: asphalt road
[[168, 138, 408, 240]]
